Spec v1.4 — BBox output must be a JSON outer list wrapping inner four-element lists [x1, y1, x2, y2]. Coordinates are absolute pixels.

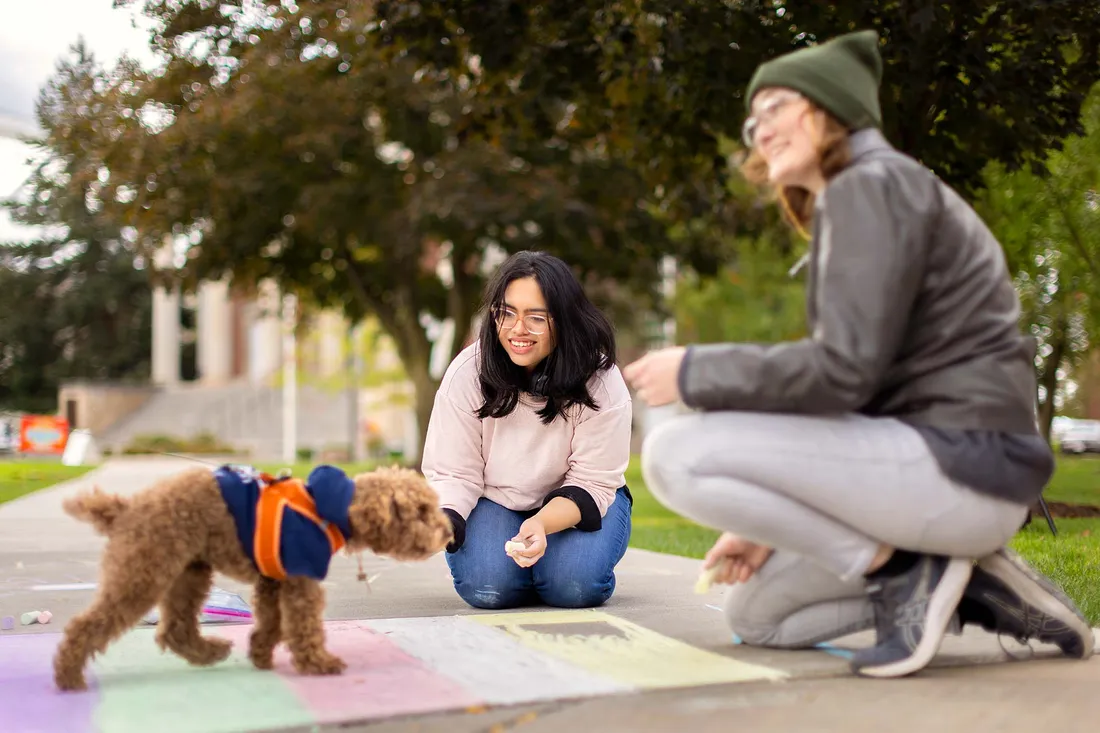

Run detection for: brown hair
[[740, 104, 852, 239]]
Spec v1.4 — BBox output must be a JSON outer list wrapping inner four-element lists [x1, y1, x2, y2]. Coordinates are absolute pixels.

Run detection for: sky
[[0, 0, 157, 242]]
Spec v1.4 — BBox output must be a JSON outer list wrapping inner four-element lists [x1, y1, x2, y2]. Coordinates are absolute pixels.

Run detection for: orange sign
[[18, 415, 70, 454]]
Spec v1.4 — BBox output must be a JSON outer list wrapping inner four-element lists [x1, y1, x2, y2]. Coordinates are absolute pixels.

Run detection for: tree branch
[[1047, 178, 1100, 280]]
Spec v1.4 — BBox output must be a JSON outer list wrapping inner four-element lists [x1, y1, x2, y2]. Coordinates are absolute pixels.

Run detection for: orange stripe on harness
[[253, 477, 346, 580]]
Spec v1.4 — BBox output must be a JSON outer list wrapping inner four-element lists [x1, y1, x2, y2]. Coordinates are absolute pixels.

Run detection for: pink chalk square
[[214, 620, 483, 722]]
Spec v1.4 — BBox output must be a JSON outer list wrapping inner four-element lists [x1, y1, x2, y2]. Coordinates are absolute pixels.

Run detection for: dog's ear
[[345, 473, 392, 546]]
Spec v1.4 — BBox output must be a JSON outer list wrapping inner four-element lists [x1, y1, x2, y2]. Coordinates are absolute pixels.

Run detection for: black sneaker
[[850, 554, 972, 678], [963, 547, 1094, 658]]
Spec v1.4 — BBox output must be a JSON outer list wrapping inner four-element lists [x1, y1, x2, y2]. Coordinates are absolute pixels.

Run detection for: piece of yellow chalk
[[694, 558, 732, 594]]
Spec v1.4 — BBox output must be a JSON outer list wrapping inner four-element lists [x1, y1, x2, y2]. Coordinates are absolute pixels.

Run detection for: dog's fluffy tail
[[63, 487, 131, 535]]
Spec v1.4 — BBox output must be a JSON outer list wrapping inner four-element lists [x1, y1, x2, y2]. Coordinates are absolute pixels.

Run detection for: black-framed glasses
[[494, 307, 550, 335]]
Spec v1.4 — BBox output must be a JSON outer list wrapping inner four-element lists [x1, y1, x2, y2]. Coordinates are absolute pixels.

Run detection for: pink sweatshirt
[[421, 343, 633, 521]]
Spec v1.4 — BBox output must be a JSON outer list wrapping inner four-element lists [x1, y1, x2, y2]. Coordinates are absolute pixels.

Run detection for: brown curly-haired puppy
[[53, 465, 452, 691]]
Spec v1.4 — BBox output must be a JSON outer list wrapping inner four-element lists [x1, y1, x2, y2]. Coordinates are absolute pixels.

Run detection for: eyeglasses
[[741, 93, 804, 148], [494, 307, 550, 335]]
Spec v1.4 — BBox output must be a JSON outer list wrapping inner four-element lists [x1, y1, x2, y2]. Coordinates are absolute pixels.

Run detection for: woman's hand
[[623, 347, 686, 406], [704, 532, 773, 584], [508, 517, 548, 567]]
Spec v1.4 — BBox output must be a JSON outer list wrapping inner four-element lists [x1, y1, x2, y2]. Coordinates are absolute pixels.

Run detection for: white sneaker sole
[[978, 549, 1095, 659], [856, 557, 973, 678]]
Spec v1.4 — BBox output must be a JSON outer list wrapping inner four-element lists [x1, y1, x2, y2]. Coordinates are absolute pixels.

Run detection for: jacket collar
[[847, 127, 893, 162]]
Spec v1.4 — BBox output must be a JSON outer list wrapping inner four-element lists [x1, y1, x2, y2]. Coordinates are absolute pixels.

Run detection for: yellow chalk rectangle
[[468, 610, 787, 689]]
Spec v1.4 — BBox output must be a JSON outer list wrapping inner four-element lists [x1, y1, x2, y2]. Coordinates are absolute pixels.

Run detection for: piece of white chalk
[[31, 583, 97, 592], [504, 541, 526, 555]]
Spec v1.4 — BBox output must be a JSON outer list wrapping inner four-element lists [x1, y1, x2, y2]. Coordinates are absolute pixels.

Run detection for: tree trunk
[[1037, 307, 1068, 445], [407, 357, 438, 470], [447, 244, 480, 360], [385, 292, 437, 469], [340, 246, 482, 470], [1028, 304, 1068, 525]]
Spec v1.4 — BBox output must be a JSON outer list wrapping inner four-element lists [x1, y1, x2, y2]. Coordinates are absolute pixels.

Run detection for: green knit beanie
[[746, 30, 884, 130]]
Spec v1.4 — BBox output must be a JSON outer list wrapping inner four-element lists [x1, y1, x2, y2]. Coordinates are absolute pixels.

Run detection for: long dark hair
[[476, 251, 616, 424]]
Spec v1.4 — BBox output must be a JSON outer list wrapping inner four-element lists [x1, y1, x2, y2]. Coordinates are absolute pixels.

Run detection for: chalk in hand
[[694, 558, 731, 595], [504, 540, 526, 555]]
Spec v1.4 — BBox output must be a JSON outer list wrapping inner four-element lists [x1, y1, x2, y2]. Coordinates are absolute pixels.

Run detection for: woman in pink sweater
[[421, 251, 634, 609]]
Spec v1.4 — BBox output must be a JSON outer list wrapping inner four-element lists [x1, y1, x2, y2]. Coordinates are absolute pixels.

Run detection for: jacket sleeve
[[678, 164, 930, 413]]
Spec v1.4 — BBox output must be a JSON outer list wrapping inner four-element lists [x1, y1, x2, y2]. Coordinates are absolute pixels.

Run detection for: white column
[[151, 283, 181, 386], [317, 311, 346, 378], [659, 254, 678, 347], [196, 278, 232, 385], [346, 320, 362, 463], [282, 293, 299, 463], [249, 279, 283, 384], [643, 255, 682, 436], [429, 317, 455, 380], [150, 236, 181, 386]]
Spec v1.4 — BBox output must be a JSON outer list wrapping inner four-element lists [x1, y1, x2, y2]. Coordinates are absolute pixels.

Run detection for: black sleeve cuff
[[677, 345, 698, 408], [543, 486, 602, 532], [442, 508, 466, 553]]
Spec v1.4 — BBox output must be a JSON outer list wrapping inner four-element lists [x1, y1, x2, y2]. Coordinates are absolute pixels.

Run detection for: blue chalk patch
[[814, 642, 854, 660]]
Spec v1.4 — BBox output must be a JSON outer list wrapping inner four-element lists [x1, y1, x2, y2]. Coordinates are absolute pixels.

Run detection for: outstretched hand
[[623, 347, 686, 406]]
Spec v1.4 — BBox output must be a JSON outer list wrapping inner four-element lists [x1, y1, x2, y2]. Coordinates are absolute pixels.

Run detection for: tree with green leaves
[[98, 0, 1100, 453], [978, 83, 1100, 441], [98, 0, 725, 452], [378, 0, 1100, 198], [0, 41, 151, 413]]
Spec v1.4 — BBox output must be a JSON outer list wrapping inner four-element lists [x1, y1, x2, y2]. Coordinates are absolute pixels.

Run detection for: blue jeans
[[445, 488, 633, 610]]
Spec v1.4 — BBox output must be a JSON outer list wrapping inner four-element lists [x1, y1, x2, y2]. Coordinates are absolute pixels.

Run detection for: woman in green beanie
[[624, 30, 1092, 678]]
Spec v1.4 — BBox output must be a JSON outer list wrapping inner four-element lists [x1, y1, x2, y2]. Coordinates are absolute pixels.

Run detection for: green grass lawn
[[254, 461, 381, 478], [0, 459, 95, 505], [1035, 455, 1100, 505], [1010, 518, 1100, 624]]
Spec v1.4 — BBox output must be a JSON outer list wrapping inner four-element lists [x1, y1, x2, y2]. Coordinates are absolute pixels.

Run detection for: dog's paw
[[54, 668, 88, 692], [157, 630, 234, 666], [190, 636, 233, 666], [249, 647, 275, 670], [294, 652, 347, 676]]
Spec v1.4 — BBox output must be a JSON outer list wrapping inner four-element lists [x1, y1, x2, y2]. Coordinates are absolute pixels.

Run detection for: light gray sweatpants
[[641, 411, 1029, 649]]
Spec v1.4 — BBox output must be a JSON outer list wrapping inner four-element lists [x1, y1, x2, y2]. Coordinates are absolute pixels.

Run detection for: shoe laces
[[983, 593, 1037, 659], [996, 631, 1035, 661], [979, 588, 1043, 647], [866, 582, 896, 641]]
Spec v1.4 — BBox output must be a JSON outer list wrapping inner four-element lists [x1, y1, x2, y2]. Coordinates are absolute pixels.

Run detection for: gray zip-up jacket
[[678, 129, 1053, 505]]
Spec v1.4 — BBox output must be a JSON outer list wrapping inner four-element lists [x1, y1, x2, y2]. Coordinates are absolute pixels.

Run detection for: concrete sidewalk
[[1, 457, 1098, 732]]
